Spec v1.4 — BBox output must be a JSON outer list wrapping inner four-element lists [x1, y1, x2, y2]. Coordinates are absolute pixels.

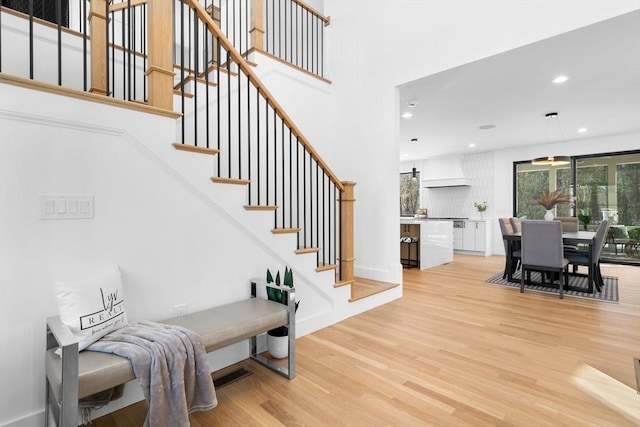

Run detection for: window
[[400, 171, 420, 217], [515, 167, 549, 219], [514, 150, 640, 265]]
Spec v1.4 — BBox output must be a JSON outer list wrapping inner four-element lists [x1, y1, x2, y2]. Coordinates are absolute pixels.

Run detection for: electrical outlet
[[173, 304, 188, 317]]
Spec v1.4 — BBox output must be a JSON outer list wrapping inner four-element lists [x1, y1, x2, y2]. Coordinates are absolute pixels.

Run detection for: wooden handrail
[[290, 0, 330, 26], [184, 0, 343, 192]]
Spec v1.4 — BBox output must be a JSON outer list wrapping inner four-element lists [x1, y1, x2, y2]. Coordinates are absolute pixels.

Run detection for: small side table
[[400, 236, 419, 269]]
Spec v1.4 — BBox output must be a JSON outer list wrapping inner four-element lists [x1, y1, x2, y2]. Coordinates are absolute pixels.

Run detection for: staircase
[[0, 0, 400, 305]]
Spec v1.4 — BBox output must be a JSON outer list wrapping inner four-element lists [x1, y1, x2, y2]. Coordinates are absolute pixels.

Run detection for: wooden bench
[[45, 280, 295, 427]]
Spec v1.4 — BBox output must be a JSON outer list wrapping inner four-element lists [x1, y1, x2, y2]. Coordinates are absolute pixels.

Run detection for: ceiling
[[397, 10, 640, 162]]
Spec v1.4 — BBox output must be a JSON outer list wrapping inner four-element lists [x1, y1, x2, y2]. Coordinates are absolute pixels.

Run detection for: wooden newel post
[[250, 0, 265, 51], [146, 0, 175, 110], [340, 181, 356, 284], [89, 0, 108, 95]]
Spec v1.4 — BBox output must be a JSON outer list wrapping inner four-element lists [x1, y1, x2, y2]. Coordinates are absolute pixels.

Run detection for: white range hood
[[421, 156, 471, 188]]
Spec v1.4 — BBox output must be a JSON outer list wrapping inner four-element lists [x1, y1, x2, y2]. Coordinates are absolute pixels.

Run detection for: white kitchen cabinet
[[456, 220, 490, 255]]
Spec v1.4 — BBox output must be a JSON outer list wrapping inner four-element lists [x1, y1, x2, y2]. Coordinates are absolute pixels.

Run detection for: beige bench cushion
[[46, 298, 288, 400], [162, 298, 288, 352]]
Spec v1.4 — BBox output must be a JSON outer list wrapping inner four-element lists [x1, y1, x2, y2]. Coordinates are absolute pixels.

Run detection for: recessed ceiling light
[[407, 100, 418, 108], [552, 75, 569, 84], [469, 143, 476, 148], [402, 112, 413, 118], [402, 153, 409, 157], [577, 128, 587, 133], [478, 124, 495, 130], [410, 138, 418, 143]]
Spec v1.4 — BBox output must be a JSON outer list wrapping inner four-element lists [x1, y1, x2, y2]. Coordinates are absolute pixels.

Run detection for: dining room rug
[[485, 271, 618, 302]]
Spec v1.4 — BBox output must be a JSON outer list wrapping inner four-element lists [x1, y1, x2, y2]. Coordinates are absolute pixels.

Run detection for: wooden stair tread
[[272, 228, 301, 234], [174, 74, 218, 89], [350, 277, 399, 302], [334, 279, 354, 288], [244, 205, 277, 211], [295, 247, 321, 255], [173, 89, 194, 98], [316, 263, 338, 272], [211, 177, 251, 185], [173, 143, 219, 155]]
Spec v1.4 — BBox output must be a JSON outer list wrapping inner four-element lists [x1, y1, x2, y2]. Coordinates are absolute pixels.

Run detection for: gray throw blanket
[[87, 320, 217, 426]]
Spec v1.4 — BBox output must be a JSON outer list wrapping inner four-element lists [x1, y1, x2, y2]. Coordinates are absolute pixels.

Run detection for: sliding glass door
[[514, 150, 640, 266]]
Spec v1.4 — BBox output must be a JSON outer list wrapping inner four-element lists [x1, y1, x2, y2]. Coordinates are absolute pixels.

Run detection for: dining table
[[503, 230, 598, 293]]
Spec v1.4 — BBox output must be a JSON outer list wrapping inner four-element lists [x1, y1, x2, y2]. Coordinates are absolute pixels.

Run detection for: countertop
[[400, 218, 454, 223]]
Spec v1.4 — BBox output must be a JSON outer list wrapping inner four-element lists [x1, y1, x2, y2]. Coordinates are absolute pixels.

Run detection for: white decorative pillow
[[54, 266, 128, 351]]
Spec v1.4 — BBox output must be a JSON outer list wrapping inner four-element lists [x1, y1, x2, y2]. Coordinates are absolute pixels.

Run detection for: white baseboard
[[0, 411, 44, 427]]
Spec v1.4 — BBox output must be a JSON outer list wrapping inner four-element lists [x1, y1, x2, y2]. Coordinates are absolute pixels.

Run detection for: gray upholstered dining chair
[[555, 216, 580, 253], [520, 220, 569, 299], [509, 217, 522, 233], [554, 216, 579, 232], [565, 220, 610, 292], [499, 218, 521, 279]]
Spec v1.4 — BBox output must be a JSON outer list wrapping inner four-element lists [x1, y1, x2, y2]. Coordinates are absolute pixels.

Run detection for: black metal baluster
[[108, 3, 113, 97], [57, 0, 62, 85], [265, 99, 269, 206], [0, 0, 3, 72], [265, 0, 269, 53], [120, 9, 125, 99], [320, 16, 324, 77], [309, 153, 313, 250], [322, 170, 326, 265], [143, 4, 146, 100], [303, 149, 307, 247], [256, 90, 261, 205], [247, 75, 252, 203], [28, 0, 33, 79], [238, 58, 242, 178], [205, 25, 210, 149], [296, 137, 300, 247], [335, 188, 344, 280], [193, 8, 199, 147], [227, 50, 231, 174], [273, 107, 277, 228], [82, 0, 87, 90], [216, 34, 221, 170], [180, 1, 185, 144], [304, 10, 311, 70], [126, 1, 131, 100], [244, 0, 248, 55], [316, 162, 324, 263], [281, 119, 285, 228]]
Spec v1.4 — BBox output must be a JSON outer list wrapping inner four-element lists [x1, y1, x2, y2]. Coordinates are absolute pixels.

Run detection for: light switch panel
[[40, 195, 94, 220]]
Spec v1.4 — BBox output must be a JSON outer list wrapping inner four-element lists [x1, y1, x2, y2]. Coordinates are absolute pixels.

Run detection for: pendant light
[[531, 113, 570, 166], [411, 138, 418, 180]]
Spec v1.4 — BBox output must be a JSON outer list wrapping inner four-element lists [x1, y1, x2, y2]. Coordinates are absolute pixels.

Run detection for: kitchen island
[[400, 218, 454, 269]]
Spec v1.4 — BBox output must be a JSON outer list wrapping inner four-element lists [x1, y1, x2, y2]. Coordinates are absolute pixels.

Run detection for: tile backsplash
[[421, 152, 494, 219]]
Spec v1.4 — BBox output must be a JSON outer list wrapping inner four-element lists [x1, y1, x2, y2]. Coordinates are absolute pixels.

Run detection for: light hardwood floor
[[92, 254, 640, 426]]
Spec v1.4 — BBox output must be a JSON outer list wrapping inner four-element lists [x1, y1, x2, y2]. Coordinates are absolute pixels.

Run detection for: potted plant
[[577, 210, 592, 231], [531, 190, 571, 220], [265, 267, 299, 359], [474, 201, 488, 219]]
